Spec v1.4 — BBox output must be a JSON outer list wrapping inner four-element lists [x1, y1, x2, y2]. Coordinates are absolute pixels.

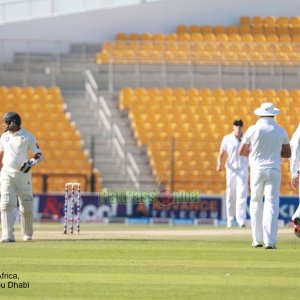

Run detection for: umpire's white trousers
[[250, 170, 281, 246], [226, 167, 248, 227], [292, 176, 300, 221]]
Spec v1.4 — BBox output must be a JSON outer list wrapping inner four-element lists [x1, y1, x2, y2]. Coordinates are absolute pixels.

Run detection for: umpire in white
[[239, 103, 291, 249], [0, 112, 43, 242], [217, 119, 248, 228], [289, 123, 300, 232]]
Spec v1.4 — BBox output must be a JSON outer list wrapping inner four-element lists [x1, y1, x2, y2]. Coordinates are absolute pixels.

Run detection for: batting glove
[[20, 159, 37, 173]]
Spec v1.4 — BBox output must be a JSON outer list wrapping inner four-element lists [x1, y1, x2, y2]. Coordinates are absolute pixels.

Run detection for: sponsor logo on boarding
[[98, 185, 202, 207]]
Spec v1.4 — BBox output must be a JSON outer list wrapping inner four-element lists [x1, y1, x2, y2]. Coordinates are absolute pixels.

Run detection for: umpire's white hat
[[254, 102, 280, 116]]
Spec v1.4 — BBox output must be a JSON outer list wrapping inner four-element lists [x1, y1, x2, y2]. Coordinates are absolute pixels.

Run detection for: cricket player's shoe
[[23, 235, 32, 241], [252, 243, 263, 248], [265, 244, 276, 249], [294, 217, 300, 238], [0, 238, 16, 243]]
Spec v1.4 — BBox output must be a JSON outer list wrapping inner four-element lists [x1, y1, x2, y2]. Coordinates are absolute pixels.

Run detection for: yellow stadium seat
[[201, 25, 214, 34], [277, 16, 289, 28], [226, 26, 239, 34], [153, 33, 165, 41], [177, 24, 189, 34], [253, 34, 267, 42], [266, 34, 279, 42], [290, 27, 300, 36], [264, 27, 276, 35], [289, 16, 300, 28], [128, 33, 140, 40], [216, 33, 229, 42], [252, 16, 264, 27], [239, 25, 251, 35], [190, 25, 201, 34], [141, 32, 153, 41], [264, 16, 277, 28], [191, 32, 203, 41], [116, 32, 127, 40], [279, 35, 292, 43], [241, 33, 254, 42], [203, 33, 216, 41], [252, 27, 264, 35], [214, 25, 226, 34], [277, 27, 290, 36], [240, 16, 251, 26]]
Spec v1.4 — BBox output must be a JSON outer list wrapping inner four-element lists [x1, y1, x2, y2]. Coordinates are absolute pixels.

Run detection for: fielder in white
[[217, 119, 248, 228], [289, 123, 300, 236], [239, 103, 291, 249], [0, 112, 43, 243]]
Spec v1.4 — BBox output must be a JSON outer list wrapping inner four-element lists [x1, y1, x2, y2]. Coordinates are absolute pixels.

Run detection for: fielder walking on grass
[[239, 103, 291, 249], [217, 119, 248, 228], [0, 112, 43, 243]]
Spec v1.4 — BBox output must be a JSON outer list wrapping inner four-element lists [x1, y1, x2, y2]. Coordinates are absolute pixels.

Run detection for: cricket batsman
[[0, 112, 44, 242]]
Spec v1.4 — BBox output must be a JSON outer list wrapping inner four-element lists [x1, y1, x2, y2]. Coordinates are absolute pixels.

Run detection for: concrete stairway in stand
[[62, 90, 155, 192]]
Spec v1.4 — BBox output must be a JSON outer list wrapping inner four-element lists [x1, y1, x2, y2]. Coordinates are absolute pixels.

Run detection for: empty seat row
[[176, 25, 300, 36]]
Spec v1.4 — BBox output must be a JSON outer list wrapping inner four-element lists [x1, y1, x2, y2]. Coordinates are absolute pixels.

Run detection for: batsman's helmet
[[3, 112, 21, 131]]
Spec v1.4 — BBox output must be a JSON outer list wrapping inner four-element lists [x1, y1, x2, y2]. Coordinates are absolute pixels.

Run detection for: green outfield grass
[[0, 224, 299, 299]]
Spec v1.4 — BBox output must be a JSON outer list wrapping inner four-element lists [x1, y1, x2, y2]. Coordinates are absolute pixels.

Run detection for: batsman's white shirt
[[242, 117, 289, 246], [0, 128, 40, 171]]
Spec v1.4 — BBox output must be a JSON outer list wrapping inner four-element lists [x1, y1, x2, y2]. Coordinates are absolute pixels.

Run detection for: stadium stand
[[0, 86, 102, 193], [120, 87, 298, 195], [97, 16, 300, 65]]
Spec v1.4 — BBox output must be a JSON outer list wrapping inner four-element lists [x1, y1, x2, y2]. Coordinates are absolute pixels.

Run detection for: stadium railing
[[1, 39, 300, 91]]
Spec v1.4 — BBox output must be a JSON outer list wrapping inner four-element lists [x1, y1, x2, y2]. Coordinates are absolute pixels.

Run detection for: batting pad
[[1, 209, 15, 240], [19, 201, 33, 236]]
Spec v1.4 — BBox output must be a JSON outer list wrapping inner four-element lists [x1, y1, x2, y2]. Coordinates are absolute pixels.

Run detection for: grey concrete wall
[[0, 0, 299, 43]]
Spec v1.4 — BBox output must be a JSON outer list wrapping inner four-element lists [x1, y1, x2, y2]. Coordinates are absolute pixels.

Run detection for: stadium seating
[[0, 86, 102, 193], [120, 87, 298, 195], [97, 16, 300, 65], [97, 33, 300, 65]]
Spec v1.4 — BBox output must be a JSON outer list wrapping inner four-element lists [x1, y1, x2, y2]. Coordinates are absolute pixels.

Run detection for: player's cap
[[233, 119, 243, 126], [254, 102, 280, 116]]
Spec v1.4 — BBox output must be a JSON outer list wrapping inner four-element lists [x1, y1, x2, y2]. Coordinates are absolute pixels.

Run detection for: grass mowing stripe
[[0, 225, 299, 299]]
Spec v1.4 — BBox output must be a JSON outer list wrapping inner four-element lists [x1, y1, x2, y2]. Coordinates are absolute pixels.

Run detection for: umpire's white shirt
[[290, 124, 300, 178], [221, 133, 248, 171], [242, 117, 289, 172], [0, 128, 40, 171]]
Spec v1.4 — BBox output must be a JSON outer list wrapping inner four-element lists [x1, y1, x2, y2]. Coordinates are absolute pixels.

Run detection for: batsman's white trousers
[[250, 170, 281, 246], [225, 168, 248, 227], [0, 167, 34, 239]]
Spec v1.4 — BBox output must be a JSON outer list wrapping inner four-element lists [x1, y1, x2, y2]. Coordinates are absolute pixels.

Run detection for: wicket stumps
[[64, 183, 81, 234]]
